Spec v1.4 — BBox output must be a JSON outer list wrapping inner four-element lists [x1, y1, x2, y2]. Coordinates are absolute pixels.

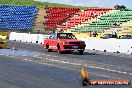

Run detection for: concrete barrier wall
[[9, 32, 132, 54], [79, 37, 132, 54], [9, 32, 50, 44]]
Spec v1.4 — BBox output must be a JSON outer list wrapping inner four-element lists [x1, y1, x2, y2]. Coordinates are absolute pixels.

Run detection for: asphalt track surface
[[0, 40, 132, 88]]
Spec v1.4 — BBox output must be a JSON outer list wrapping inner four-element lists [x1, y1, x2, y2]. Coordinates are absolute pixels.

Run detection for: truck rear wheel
[[79, 50, 84, 55], [46, 44, 52, 52]]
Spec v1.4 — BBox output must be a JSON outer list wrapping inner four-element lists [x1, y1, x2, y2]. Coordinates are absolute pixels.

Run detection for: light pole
[[95, 14, 98, 32]]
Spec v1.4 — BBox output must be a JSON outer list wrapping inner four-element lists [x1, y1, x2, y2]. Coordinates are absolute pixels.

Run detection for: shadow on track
[[51, 51, 100, 55], [71, 52, 100, 55]]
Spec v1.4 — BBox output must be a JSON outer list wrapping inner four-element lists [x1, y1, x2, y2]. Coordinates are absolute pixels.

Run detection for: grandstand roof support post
[[77, 25, 79, 34], [131, 29, 132, 35]]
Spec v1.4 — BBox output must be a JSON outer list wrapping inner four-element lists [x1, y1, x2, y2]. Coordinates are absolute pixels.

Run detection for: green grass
[[0, 0, 88, 9]]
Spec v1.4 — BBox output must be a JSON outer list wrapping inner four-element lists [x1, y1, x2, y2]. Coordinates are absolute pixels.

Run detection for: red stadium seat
[[44, 6, 80, 30]]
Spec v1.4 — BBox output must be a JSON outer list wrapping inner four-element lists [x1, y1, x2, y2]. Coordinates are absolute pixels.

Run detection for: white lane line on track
[[8, 56, 117, 79], [1, 52, 132, 79], [6, 54, 132, 77], [25, 52, 132, 78], [24, 58, 122, 79], [1, 54, 122, 79], [44, 57, 132, 76], [88, 66, 132, 76]]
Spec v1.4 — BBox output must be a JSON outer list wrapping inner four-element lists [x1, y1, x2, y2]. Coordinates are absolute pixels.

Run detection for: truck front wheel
[[57, 45, 63, 54], [79, 50, 84, 55]]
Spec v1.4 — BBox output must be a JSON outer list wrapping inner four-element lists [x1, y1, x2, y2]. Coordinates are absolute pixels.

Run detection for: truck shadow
[[54, 51, 100, 55], [71, 52, 100, 55], [47, 50, 100, 55]]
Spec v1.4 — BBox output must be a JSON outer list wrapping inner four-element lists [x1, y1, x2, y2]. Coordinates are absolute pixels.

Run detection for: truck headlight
[[63, 42, 69, 44]]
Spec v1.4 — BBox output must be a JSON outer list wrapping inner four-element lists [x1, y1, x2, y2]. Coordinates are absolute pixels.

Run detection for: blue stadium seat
[[0, 5, 37, 30]]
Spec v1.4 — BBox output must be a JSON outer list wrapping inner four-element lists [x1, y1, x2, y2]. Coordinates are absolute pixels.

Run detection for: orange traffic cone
[[80, 67, 91, 86]]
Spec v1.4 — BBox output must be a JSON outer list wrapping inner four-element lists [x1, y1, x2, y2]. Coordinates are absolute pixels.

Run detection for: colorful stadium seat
[[71, 9, 132, 33], [57, 8, 112, 31], [44, 6, 80, 30], [0, 5, 37, 30]]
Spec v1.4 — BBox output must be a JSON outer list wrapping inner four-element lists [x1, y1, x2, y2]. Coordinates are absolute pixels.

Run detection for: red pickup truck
[[43, 33, 86, 54]]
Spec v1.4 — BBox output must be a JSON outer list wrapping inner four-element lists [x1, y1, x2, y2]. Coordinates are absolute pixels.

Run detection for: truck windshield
[[58, 33, 76, 39]]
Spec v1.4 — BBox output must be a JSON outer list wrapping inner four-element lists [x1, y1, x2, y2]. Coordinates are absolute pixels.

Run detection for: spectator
[[53, 30, 55, 33], [37, 27, 40, 34], [113, 22, 120, 26], [59, 29, 64, 33], [44, 4, 48, 10], [112, 31, 118, 38], [113, 22, 117, 26], [89, 31, 92, 37], [93, 31, 98, 37], [118, 36, 121, 39]]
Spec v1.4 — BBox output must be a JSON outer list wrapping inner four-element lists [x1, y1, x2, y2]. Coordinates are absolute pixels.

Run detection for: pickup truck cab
[[43, 33, 86, 54]]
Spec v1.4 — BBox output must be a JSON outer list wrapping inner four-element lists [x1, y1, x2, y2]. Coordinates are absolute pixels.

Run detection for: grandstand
[[43, 6, 132, 36]]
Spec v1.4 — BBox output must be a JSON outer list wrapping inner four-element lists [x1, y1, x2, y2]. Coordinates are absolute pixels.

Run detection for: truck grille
[[69, 42, 80, 44]]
